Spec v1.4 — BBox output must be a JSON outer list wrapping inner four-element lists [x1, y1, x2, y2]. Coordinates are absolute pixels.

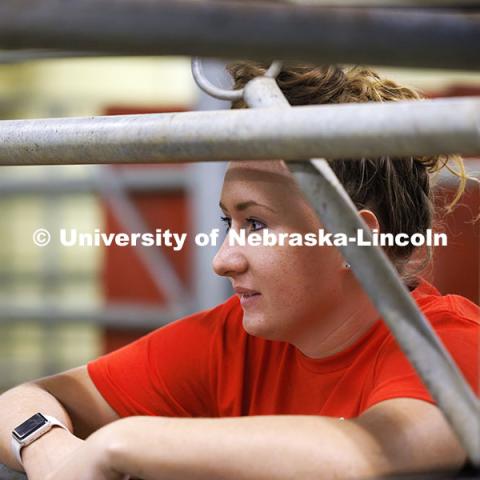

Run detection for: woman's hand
[[45, 426, 128, 480]]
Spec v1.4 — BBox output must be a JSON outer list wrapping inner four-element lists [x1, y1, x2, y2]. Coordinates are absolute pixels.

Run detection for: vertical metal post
[[191, 59, 231, 310], [40, 184, 60, 377]]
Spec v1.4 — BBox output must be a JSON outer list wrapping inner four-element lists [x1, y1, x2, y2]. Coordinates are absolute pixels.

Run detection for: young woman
[[0, 63, 478, 480]]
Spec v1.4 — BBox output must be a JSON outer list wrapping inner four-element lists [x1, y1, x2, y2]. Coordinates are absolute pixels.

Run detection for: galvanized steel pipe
[[0, 98, 479, 165], [0, 1, 479, 70]]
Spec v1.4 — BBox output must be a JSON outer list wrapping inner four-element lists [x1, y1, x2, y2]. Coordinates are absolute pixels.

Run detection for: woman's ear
[[358, 209, 380, 233]]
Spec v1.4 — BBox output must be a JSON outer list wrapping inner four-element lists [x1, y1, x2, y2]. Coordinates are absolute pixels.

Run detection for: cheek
[[245, 245, 302, 309], [258, 246, 318, 300], [269, 246, 341, 306], [243, 246, 341, 339]]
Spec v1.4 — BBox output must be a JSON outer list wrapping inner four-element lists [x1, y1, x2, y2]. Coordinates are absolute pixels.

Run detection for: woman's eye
[[220, 216, 265, 233], [220, 216, 231, 232], [247, 218, 266, 232]]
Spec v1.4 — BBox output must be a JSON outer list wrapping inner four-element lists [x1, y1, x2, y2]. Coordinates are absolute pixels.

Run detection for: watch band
[[11, 414, 69, 466]]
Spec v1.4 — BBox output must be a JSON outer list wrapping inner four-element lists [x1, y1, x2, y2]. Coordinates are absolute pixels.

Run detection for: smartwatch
[[11, 413, 68, 465]]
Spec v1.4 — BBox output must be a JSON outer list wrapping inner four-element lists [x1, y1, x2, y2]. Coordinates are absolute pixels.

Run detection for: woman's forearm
[[103, 415, 388, 480], [0, 383, 82, 479]]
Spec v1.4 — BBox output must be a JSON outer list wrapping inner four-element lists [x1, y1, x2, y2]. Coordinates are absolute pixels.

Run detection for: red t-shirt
[[87, 279, 479, 419]]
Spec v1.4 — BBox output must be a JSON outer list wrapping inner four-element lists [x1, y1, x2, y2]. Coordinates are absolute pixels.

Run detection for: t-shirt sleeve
[[365, 311, 480, 410], [87, 300, 234, 418]]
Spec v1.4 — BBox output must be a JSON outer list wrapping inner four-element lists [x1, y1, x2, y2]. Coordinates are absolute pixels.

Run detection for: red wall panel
[[101, 106, 190, 353]]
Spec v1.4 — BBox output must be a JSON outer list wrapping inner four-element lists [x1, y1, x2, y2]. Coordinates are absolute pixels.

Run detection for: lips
[[233, 287, 260, 297], [233, 287, 261, 307]]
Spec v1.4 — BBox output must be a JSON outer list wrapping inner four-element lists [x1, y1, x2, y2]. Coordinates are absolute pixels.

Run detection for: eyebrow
[[219, 200, 276, 214]]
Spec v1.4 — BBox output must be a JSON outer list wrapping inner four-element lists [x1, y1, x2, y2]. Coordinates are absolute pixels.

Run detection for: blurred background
[[0, 53, 478, 393]]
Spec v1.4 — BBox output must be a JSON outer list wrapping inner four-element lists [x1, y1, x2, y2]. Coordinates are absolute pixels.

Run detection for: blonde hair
[[228, 62, 472, 287]]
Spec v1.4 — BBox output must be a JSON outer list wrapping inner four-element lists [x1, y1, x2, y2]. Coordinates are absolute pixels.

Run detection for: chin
[[242, 313, 282, 341]]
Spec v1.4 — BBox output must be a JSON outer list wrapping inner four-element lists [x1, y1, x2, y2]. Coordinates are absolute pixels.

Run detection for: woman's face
[[212, 160, 349, 346]]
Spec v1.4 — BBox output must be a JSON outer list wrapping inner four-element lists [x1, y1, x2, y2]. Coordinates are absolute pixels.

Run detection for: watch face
[[13, 413, 48, 441]]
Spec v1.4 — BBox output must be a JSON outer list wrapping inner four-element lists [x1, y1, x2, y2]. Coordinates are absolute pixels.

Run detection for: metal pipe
[[0, 98, 479, 166], [0, 159, 477, 196], [0, 2, 479, 70], [286, 0, 480, 6], [0, 167, 187, 195], [0, 464, 25, 480], [0, 49, 110, 64], [295, 159, 480, 465], [243, 76, 480, 465], [0, 303, 188, 329], [91, 166, 190, 308], [190, 59, 232, 312]]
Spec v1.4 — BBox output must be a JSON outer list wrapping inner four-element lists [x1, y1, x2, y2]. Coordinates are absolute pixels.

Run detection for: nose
[[212, 236, 248, 278]]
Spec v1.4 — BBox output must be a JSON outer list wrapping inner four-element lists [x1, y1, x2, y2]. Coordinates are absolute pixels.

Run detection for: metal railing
[[205, 66, 480, 466], [0, 3, 479, 478], [0, 98, 479, 165], [0, 2, 479, 70]]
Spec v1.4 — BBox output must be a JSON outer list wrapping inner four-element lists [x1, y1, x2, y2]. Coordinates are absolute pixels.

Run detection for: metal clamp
[[191, 57, 283, 101]]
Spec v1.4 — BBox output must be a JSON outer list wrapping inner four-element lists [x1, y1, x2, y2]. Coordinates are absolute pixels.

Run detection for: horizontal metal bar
[[287, 0, 480, 6], [0, 271, 94, 284], [0, 160, 477, 196], [0, 464, 25, 480], [0, 98, 479, 166], [0, 167, 187, 195], [0, 49, 110, 64], [0, 2, 479, 70], [0, 303, 190, 329]]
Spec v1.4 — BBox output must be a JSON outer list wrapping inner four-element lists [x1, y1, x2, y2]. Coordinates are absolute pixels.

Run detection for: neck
[[293, 283, 380, 359]]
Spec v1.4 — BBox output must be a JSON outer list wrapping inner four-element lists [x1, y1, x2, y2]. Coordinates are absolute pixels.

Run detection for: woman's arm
[[0, 366, 119, 479], [49, 397, 467, 480]]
